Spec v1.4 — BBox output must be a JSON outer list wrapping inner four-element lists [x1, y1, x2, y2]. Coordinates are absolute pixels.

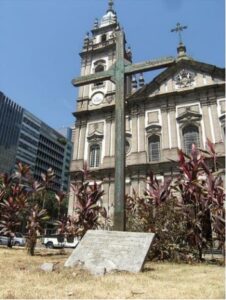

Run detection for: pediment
[[176, 108, 202, 123], [145, 124, 161, 134], [87, 130, 104, 141], [129, 59, 225, 100]]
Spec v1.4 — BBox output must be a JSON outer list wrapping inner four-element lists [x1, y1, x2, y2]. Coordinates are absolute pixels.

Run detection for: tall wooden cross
[[72, 30, 175, 231]]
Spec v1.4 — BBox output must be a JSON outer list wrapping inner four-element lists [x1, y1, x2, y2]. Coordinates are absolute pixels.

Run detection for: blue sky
[[0, 0, 225, 129]]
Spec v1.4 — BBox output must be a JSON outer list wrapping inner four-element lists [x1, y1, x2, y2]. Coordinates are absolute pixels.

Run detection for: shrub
[[0, 163, 52, 255], [126, 177, 188, 261], [26, 205, 49, 256], [126, 140, 225, 261], [175, 143, 225, 259], [67, 181, 110, 237]]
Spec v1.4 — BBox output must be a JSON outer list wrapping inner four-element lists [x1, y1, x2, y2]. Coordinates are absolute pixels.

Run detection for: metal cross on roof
[[72, 29, 175, 231], [171, 22, 188, 44]]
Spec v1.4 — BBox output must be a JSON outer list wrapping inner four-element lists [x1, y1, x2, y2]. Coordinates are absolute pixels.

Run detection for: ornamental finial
[[107, 0, 114, 12], [171, 22, 188, 44]]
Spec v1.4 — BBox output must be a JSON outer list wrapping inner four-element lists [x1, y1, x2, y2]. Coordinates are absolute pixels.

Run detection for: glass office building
[[0, 92, 23, 173], [0, 92, 72, 192]]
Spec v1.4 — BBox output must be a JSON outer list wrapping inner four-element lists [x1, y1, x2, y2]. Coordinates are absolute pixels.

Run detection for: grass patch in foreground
[[0, 248, 224, 299]]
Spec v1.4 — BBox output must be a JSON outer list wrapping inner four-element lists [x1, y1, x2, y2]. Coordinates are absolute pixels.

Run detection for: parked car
[[0, 236, 15, 247], [0, 233, 26, 247], [13, 232, 26, 246], [42, 235, 79, 249]]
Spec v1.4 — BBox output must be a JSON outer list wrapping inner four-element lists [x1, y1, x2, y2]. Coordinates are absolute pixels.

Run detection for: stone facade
[[69, 3, 225, 222]]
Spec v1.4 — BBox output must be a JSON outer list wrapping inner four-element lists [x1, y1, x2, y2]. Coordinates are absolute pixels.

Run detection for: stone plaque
[[64, 230, 154, 274], [147, 111, 159, 124]]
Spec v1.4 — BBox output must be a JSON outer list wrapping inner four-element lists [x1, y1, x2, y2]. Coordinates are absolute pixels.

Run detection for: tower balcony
[[80, 38, 116, 56]]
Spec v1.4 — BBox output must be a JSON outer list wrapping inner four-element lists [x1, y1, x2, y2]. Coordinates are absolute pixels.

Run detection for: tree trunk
[[27, 234, 37, 256], [7, 237, 13, 248], [198, 245, 203, 261]]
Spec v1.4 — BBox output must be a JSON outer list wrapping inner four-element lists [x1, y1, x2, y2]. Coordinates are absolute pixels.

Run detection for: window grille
[[148, 135, 160, 161], [89, 144, 100, 168], [183, 125, 200, 154]]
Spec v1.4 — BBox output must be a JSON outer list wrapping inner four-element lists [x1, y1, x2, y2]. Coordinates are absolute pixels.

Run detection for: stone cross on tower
[[73, 29, 175, 231], [171, 22, 188, 44]]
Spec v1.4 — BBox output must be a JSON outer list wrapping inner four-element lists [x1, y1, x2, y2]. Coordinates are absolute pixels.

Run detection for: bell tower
[[77, 0, 132, 109], [69, 0, 132, 218]]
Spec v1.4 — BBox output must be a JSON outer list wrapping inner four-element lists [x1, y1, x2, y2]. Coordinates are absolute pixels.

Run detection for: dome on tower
[[99, 0, 117, 28], [99, 10, 116, 28]]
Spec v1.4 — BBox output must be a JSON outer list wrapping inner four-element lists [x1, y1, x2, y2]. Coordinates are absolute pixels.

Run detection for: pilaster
[[169, 105, 178, 148], [161, 107, 170, 149], [201, 99, 214, 142], [138, 104, 145, 152], [78, 120, 87, 159], [72, 123, 80, 160], [68, 190, 76, 216], [111, 120, 115, 156], [131, 106, 138, 153], [210, 98, 222, 142], [105, 114, 113, 157]]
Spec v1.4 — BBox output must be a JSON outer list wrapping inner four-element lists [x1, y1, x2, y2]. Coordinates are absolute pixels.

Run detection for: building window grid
[[40, 137, 64, 154], [23, 117, 40, 132], [89, 144, 100, 168], [183, 125, 200, 154], [21, 124, 39, 139], [148, 135, 160, 162]]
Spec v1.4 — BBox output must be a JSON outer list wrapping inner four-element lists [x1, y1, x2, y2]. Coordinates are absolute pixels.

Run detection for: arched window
[[183, 125, 200, 154], [95, 64, 104, 73], [89, 144, 100, 168], [94, 64, 104, 87], [148, 135, 160, 161]]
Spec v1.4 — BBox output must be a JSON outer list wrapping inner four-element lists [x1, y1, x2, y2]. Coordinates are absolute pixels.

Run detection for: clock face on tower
[[91, 92, 104, 105]]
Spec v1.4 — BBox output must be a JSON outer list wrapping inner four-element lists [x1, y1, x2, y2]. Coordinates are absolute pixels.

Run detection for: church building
[[68, 1, 225, 222]]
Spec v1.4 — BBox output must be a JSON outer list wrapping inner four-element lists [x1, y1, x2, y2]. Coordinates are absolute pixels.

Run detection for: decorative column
[[111, 120, 115, 156], [161, 107, 170, 149], [68, 189, 76, 216], [78, 120, 87, 160], [139, 104, 145, 152], [72, 122, 80, 160], [102, 177, 110, 212], [209, 98, 222, 142], [131, 106, 138, 153], [201, 99, 214, 142], [169, 105, 178, 148], [83, 59, 92, 99], [105, 114, 112, 157]]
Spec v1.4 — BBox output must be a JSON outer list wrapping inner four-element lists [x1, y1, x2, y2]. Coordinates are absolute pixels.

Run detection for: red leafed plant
[[145, 172, 171, 206], [0, 171, 30, 247], [126, 175, 188, 261], [69, 181, 109, 237], [175, 143, 225, 259], [26, 205, 49, 255], [0, 163, 51, 255], [126, 189, 152, 232], [126, 140, 225, 261]]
